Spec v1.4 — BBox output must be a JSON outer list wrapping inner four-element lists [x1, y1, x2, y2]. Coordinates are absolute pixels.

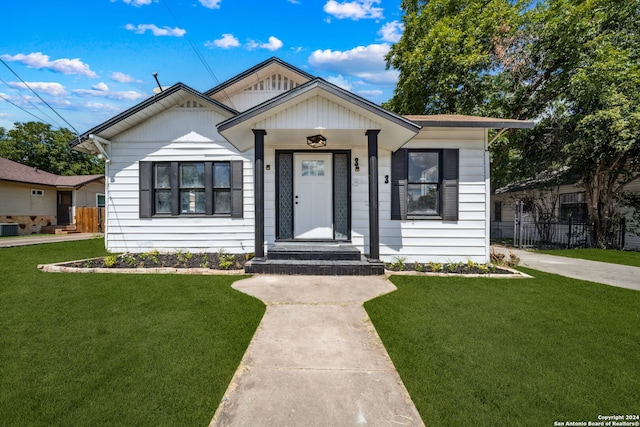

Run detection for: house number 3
[[354, 158, 360, 172]]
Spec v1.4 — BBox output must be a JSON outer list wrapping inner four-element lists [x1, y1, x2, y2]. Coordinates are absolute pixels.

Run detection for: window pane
[[180, 163, 205, 188], [408, 152, 439, 183], [316, 160, 325, 176], [214, 163, 230, 188], [155, 164, 171, 188], [214, 190, 231, 214], [155, 190, 171, 214], [180, 189, 205, 213], [302, 160, 309, 176], [408, 184, 439, 215]]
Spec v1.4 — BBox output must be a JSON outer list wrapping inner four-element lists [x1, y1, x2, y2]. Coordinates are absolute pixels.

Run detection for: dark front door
[[57, 191, 72, 225], [276, 151, 351, 241]]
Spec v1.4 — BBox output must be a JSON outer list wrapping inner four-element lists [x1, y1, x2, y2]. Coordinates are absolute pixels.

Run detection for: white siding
[[378, 128, 491, 263], [104, 104, 254, 254], [255, 95, 382, 130]]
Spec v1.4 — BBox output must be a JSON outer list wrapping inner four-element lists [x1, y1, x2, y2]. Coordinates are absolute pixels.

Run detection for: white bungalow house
[[70, 57, 532, 274]]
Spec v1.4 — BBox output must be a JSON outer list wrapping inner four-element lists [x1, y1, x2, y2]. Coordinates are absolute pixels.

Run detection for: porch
[[244, 242, 385, 275]]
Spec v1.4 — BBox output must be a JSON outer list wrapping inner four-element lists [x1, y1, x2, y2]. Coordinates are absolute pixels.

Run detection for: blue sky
[[0, 0, 404, 133]]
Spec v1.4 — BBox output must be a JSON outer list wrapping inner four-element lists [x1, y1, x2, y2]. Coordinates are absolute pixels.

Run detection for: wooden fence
[[76, 207, 105, 233]]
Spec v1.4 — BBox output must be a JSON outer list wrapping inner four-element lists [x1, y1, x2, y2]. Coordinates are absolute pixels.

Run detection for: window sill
[[406, 215, 443, 221]]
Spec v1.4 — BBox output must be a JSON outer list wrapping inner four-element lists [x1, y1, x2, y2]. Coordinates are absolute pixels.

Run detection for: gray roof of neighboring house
[[0, 157, 103, 188], [495, 167, 578, 194]]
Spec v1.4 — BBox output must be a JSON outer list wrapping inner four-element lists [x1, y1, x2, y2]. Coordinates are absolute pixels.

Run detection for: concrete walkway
[[492, 245, 640, 291], [210, 275, 424, 427], [0, 233, 99, 248]]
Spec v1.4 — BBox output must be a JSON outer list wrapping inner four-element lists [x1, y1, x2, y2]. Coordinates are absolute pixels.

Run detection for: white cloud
[[111, 71, 140, 83], [7, 81, 67, 97], [199, 0, 221, 8], [309, 43, 398, 85], [117, 0, 155, 6], [125, 24, 186, 37], [357, 89, 383, 97], [74, 88, 147, 101], [378, 20, 403, 43], [92, 82, 109, 91], [205, 34, 240, 49], [1, 52, 98, 78], [287, 0, 300, 3], [325, 75, 353, 91], [323, 0, 383, 20], [247, 36, 283, 51]]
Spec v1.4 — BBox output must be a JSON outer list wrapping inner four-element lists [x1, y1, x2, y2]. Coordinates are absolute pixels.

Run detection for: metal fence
[[513, 217, 626, 249]]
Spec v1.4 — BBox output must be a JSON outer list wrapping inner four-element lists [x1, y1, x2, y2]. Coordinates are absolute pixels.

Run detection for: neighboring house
[[0, 157, 104, 235], [70, 57, 532, 267], [491, 173, 640, 250]]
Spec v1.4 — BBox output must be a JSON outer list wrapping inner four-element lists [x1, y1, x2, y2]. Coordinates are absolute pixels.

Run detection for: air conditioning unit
[[0, 223, 19, 237]]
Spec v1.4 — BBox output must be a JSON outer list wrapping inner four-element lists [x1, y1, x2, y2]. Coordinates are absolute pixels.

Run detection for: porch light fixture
[[306, 134, 327, 148]]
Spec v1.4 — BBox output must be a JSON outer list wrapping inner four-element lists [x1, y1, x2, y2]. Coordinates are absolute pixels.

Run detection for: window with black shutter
[[391, 148, 459, 220], [139, 160, 243, 218]]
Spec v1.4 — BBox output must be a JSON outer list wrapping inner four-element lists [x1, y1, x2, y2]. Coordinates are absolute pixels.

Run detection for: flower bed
[[63, 250, 249, 271]]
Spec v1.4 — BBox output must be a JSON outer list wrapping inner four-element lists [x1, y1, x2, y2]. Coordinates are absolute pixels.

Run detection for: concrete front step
[[266, 243, 362, 261], [245, 257, 385, 276]]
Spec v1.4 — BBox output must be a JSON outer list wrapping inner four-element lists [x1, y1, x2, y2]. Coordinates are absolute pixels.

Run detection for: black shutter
[[391, 148, 407, 220], [230, 160, 243, 218], [171, 162, 180, 216], [441, 149, 459, 221], [205, 162, 213, 216], [139, 161, 153, 218]]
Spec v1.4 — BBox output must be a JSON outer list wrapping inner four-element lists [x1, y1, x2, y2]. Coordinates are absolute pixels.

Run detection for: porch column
[[253, 129, 266, 259], [366, 130, 381, 261]]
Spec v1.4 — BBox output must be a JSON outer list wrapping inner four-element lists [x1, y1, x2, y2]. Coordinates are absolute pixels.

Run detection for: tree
[[0, 122, 104, 176], [386, 0, 640, 248], [384, 0, 528, 116]]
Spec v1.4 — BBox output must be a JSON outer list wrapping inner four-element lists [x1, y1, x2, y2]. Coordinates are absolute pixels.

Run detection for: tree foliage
[[386, 0, 640, 247], [0, 122, 104, 176]]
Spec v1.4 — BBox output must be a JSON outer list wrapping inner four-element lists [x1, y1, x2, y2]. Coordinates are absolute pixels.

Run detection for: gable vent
[[177, 100, 205, 108], [245, 73, 300, 92]]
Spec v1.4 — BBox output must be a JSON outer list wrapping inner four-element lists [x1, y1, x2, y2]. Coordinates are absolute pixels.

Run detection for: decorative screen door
[[293, 153, 333, 238]]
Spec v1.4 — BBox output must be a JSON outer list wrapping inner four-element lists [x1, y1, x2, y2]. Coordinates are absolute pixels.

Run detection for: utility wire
[[160, 0, 237, 110], [0, 57, 80, 135], [0, 92, 50, 123], [0, 77, 65, 128]]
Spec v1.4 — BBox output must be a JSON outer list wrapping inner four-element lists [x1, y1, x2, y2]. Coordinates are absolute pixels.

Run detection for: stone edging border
[[38, 257, 530, 278], [384, 265, 531, 279], [38, 258, 247, 275]]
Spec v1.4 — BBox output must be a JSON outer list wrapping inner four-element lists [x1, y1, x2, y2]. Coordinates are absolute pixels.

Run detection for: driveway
[[492, 245, 640, 291], [0, 233, 99, 248]]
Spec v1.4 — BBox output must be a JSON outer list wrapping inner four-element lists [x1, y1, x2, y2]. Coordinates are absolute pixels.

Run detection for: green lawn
[[536, 248, 640, 267], [365, 271, 640, 426], [0, 239, 265, 426]]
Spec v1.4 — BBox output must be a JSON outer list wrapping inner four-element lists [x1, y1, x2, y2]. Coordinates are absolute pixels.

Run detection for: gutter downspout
[[89, 134, 111, 249]]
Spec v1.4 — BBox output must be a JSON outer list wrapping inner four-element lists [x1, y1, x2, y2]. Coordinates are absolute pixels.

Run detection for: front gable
[[218, 79, 420, 152], [114, 95, 233, 144], [206, 57, 314, 112]]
